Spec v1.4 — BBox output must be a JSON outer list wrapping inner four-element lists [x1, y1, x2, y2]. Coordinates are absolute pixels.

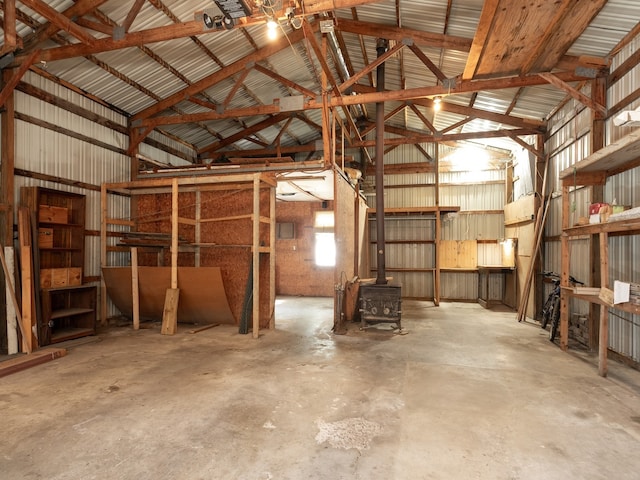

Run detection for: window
[[314, 211, 335, 267]]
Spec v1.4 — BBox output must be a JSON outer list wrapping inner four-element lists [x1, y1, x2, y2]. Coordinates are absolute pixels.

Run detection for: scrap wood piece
[[0, 348, 67, 378], [188, 323, 220, 334]]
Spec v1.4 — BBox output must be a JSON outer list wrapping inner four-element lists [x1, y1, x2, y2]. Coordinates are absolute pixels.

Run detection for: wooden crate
[[40, 267, 82, 288], [38, 228, 54, 248], [38, 205, 68, 224]]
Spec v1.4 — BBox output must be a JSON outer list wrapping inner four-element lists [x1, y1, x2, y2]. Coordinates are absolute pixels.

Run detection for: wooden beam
[[336, 18, 472, 52], [462, 0, 500, 79], [75, 17, 114, 36], [19, 0, 96, 46], [407, 44, 447, 83], [339, 41, 405, 93], [253, 63, 316, 98], [3, 0, 17, 52], [21, 0, 109, 52], [302, 20, 341, 96], [130, 24, 312, 122], [0, 50, 40, 108], [122, 0, 146, 33], [198, 113, 289, 156], [222, 68, 251, 108], [408, 103, 436, 133], [509, 135, 544, 160], [538, 72, 607, 116]]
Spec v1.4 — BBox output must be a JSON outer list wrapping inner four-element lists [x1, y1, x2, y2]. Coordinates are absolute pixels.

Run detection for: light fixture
[[433, 96, 442, 112], [266, 16, 278, 40]]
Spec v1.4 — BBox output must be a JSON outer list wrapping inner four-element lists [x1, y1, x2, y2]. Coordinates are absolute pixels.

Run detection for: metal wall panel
[[441, 213, 504, 241]]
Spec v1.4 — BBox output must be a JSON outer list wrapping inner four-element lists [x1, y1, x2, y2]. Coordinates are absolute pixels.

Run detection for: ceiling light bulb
[[433, 96, 442, 111], [266, 17, 278, 39]]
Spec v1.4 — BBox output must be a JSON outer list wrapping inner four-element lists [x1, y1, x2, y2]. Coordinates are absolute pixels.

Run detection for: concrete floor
[[2, 298, 640, 479]]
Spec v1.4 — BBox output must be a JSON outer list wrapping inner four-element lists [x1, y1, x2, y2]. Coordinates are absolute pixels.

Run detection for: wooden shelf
[[560, 129, 640, 377], [567, 292, 640, 316], [21, 187, 95, 347], [563, 217, 640, 236], [368, 206, 460, 216], [559, 129, 640, 181], [50, 307, 95, 320], [50, 327, 95, 343]]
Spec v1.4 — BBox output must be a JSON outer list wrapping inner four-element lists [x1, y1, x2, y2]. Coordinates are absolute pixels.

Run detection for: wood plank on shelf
[[368, 206, 460, 215], [559, 129, 640, 179], [568, 292, 640, 316], [563, 217, 640, 236]]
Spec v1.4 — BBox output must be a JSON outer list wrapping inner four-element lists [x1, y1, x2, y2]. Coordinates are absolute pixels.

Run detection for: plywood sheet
[[102, 266, 234, 324], [504, 194, 536, 224], [440, 240, 477, 269]]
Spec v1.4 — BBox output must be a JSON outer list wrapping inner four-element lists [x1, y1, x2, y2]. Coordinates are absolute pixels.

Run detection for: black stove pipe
[[375, 38, 389, 285]]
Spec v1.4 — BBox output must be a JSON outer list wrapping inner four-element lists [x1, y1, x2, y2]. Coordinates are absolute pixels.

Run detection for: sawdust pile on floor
[[315, 417, 383, 451]]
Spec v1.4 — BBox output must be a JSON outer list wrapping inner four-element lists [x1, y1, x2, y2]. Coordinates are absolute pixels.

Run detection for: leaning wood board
[[102, 266, 234, 324]]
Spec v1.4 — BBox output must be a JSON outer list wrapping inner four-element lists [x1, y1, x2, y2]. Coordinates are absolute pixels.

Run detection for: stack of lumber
[[117, 232, 188, 248]]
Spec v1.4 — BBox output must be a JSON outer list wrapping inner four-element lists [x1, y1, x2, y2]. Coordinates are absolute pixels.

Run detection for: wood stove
[[358, 37, 403, 332], [359, 281, 402, 331]]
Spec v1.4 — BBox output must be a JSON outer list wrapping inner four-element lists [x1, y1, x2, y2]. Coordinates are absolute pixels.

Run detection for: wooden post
[[434, 142, 441, 306], [252, 175, 260, 339], [18, 208, 34, 353], [560, 185, 571, 351], [0, 245, 25, 353], [598, 231, 609, 377], [161, 178, 179, 335], [100, 184, 108, 326], [589, 76, 606, 351], [131, 247, 140, 330], [269, 184, 276, 330]]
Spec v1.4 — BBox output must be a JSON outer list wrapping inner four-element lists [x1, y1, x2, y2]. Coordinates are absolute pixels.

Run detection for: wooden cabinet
[[20, 187, 96, 345], [41, 285, 97, 345], [558, 130, 640, 376]]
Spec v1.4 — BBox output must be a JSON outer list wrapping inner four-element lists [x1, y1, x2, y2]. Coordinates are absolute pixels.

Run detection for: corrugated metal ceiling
[[3, 0, 638, 161]]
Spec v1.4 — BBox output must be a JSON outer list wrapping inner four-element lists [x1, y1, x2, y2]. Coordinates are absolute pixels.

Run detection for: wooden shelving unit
[[20, 187, 96, 346], [559, 130, 640, 376], [367, 206, 460, 304]]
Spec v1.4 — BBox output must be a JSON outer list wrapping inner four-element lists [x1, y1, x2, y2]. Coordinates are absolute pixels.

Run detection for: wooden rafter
[[408, 104, 436, 133], [134, 69, 589, 130], [508, 134, 544, 160], [122, 0, 146, 33], [19, 0, 97, 46], [130, 25, 313, 123], [3, 0, 17, 53], [462, 0, 499, 80], [339, 41, 405, 93], [0, 50, 40, 108], [337, 18, 472, 52], [350, 8, 374, 87], [271, 117, 294, 147], [198, 113, 290, 156], [75, 17, 114, 36], [254, 64, 316, 98], [408, 44, 447, 83], [223, 69, 251, 108], [21, 0, 109, 52], [440, 117, 474, 134], [302, 20, 341, 96], [538, 72, 606, 116]]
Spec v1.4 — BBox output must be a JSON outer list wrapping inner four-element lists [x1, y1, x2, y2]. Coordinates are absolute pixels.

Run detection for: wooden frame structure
[[559, 130, 640, 376], [100, 172, 276, 339]]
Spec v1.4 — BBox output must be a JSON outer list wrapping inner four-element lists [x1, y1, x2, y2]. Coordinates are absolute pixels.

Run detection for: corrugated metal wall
[[544, 32, 640, 361], [366, 142, 508, 300], [12, 72, 194, 321]]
